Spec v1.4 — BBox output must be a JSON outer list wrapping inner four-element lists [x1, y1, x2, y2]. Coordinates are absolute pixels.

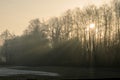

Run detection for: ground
[[0, 66, 120, 79]]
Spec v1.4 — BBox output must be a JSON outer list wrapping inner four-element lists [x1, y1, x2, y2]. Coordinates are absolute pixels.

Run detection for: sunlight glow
[[86, 23, 96, 32], [89, 23, 95, 29]]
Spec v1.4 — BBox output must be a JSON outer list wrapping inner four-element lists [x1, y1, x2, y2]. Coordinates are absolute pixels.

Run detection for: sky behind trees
[[0, 0, 110, 35]]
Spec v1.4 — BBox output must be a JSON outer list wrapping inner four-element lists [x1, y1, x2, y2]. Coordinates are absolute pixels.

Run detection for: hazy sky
[[0, 0, 110, 35]]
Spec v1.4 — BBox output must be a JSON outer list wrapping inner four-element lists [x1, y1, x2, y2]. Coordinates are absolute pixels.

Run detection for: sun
[[86, 23, 95, 32], [89, 23, 95, 29]]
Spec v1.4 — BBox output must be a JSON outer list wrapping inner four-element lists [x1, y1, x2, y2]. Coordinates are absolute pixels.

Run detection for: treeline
[[0, 0, 120, 67]]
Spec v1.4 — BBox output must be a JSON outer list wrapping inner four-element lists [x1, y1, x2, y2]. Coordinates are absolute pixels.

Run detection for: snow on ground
[[0, 68, 59, 77]]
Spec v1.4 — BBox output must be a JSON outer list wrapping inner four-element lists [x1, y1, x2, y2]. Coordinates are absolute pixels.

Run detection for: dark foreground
[[0, 66, 120, 80]]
